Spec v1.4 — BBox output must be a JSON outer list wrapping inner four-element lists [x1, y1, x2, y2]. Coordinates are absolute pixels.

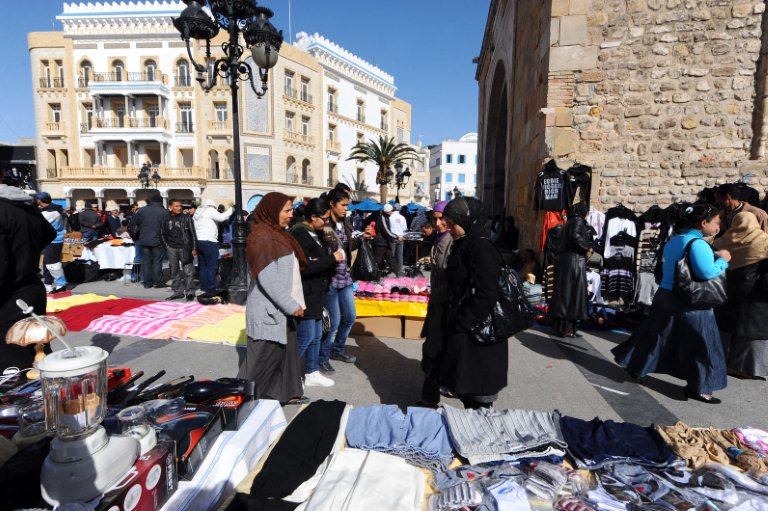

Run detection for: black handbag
[[351, 238, 380, 281], [321, 306, 331, 335], [673, 238, 727, 309], [468, 242, 536, 344]]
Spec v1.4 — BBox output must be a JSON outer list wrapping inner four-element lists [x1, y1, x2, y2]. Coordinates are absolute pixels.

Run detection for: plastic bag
[[351, 238, 380, 281]]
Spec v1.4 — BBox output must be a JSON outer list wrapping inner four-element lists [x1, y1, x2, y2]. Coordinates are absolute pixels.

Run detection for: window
[[446, 154, 453, 164], [115, 106, 125, 127], [50, 104, 62, 123], [458, 174, 466, 183], [356, 132, 365, 144], [180, 103, 193, 132], [285, 112, 294, 132], [380, 110, 388, 130], [56, 61, 64, 87], [300, 78, 310, 102], [113, 60, 124, 81], [458, 154, 466, 164], [80, 60, 92, 86], [356, 100, 365, 122], [301, 116, 309, 136], [328, 124, 336, 142], [215, 103, 227, 123], [445, 192, 452, 201], [444, 173, 452, 183], [284, 72, 294, 97], [434, 157, 440, 166], [435, 176, 441, 184], [147, 104, 159, 127], [177, 60, 190, 86], [145, 59, 157, 81], [41, 60, 51, 87], [84, 104, 93, 130], [327, 88, 337, 112], [397, 127, 404, 144]]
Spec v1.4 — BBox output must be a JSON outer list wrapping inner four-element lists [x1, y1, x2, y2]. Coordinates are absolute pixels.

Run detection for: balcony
[[176, 122, 194, 134], [39, 78, 65, 89], [43, 121, 66, 135], [87, 71, 171, 97], [208, 120, 231, 134], [284, 130, 314, 146], [287, 172, 314, 185], [57, 165, 207, 179], [174, 74, 193, 87], [82, 117, 170, 130], [284, 87, 314, 107], [326, 139, 341, 153], [91, 71, 167, 83]]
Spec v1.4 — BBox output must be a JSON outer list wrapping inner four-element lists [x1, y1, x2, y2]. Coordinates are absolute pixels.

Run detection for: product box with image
[[96, 439, 177, 511]]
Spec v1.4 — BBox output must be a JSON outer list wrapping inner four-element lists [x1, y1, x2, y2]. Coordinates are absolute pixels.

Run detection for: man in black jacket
[[79, 201, 104, 241], [128, 195, 169, 288], [0, 185, 56, 373], [162, 199, 198, 300]]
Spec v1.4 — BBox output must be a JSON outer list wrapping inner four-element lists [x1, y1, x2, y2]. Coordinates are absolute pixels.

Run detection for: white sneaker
[[304, 371, 335, 387]]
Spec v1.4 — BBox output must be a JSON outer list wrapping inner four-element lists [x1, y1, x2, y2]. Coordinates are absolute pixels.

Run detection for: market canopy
[[404, 202, 427, 212], [349, 198, 383, 211]]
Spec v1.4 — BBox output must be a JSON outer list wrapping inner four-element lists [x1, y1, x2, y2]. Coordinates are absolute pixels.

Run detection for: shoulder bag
[[673, 238, 727, 309], [468, 239, 536, 344]]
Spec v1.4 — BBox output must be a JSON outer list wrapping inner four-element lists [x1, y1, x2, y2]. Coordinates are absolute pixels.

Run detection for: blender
[[11, 297, 142, 506]]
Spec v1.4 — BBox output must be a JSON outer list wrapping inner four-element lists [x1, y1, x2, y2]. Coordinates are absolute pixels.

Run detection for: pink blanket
[[86, 302, 206, 337]]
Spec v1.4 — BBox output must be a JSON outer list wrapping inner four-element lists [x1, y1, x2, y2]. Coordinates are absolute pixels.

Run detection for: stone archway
[[482, 61, 509, 217]]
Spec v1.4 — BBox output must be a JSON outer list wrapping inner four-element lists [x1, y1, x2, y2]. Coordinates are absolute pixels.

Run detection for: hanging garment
[[588, 207, 606, 241], [535, 160, 569, 211], [540, 210, 566, 252], [601, 205, 638, 256], [566, 163, 593, 205], [587, 270, 603, 304]]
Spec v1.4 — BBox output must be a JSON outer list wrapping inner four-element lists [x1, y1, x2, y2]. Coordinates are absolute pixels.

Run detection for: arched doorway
[[286, 156, 296, 182], [301, 159, 310, 184], [247, 194, 263, 212], [225, 150, 234, 179], [482, 62, 508, 217], [209, 149, 219, 179]]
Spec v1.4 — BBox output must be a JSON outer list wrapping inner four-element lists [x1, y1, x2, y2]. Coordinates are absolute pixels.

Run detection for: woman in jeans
[[612, 204, 731, 403], [290, 198, 345, 387], [441, 196, 506, 409], [318, 188, 372, 373]]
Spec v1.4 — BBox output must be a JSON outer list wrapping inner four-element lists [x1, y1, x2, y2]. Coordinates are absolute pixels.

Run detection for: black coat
[[442, 231, 507, 397], [129, 202, 169, 247], [0, 197, 56, 372], [723, 260, 768, 340], [290, 224, 337, 319], [161, 213, 198, 264], [549, 216, 591, 321]]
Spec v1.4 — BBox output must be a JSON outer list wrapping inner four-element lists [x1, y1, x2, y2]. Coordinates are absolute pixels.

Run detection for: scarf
[[247, 192, 308, 278], [713, 212, 768, 270]]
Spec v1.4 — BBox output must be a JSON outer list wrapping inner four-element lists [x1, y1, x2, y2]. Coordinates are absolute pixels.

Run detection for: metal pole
[[227, 22, 249, 305]]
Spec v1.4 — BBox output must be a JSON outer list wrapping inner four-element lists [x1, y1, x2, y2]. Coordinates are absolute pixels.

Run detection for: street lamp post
[[173, 0, 283, 305], [390, 160, 412, 205], [452, 186, 461, 199], [138, 163, 161, 189]]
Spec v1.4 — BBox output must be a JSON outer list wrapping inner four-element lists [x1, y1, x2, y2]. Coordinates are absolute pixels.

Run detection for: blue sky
[[0, 0, 489, 146]]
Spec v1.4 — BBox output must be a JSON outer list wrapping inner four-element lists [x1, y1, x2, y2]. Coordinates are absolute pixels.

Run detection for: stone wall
[[568, 0, 768, 210]]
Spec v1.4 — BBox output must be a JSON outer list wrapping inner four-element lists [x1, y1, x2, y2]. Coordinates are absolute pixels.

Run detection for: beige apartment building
[[29, 1, 415, 211]]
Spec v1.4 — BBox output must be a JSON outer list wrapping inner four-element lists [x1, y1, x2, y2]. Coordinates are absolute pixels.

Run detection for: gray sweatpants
[[166, 246, 195, 294]]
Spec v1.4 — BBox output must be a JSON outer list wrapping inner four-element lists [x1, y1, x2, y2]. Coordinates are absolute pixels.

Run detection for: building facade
[[476, 0, 768, 249], [428, 133, 478, 202], [29, 1, 412, 210]]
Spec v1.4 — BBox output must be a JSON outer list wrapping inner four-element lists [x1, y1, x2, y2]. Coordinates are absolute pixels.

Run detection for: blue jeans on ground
[[197, 240, 219, 292], [141, 245, 165, 287], [321, 284, 356, 363], [297, 318, 323, 374], [82, 230, 98, 242]]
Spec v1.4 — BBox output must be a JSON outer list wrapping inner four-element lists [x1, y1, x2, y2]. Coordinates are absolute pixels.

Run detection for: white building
[[428, 133, 478, 202], [294, 32, 414, 202]]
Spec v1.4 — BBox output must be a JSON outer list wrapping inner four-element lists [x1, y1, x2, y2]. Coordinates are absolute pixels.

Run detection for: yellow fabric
[[46, 294, 119, 313], [354, 299, 428, 318], [186, 313, 247, 346]]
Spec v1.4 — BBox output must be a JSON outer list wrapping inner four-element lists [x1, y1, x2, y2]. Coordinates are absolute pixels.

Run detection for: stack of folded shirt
[[345, 405, 454, 471], [524, 461, 570, 500], [354, 277, 431, 302], [442, 405, 567, 465]]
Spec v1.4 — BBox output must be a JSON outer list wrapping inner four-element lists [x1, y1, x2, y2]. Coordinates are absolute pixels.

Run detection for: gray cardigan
[[246, 254, 301, 343]]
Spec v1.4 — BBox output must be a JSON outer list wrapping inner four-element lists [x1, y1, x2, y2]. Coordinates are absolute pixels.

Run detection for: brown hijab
[[247, 192, 308, 278], [713, 212, 768, 270]]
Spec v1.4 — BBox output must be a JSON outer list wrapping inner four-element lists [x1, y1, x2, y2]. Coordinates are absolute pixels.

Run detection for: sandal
[[283, 396, 310, 406]]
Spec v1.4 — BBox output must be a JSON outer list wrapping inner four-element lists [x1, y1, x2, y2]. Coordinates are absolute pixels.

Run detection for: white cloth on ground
[[490, 479, 532, 511]]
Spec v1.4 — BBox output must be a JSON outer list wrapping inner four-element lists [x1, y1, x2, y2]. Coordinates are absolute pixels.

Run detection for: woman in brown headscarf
[[237, 192, 310, 404], [713, 211, 768, 378]]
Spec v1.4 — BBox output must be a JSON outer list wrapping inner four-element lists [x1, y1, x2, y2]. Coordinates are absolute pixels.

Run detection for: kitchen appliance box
[[96, 439, 177, 511]]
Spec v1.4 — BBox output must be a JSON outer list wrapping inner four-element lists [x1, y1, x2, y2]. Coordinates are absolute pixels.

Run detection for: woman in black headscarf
[[549, 203, 593, 337], [441, 197, 506, 408]]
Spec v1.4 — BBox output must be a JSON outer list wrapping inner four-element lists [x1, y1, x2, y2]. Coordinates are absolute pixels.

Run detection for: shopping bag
[[351, 238, 380, 281]]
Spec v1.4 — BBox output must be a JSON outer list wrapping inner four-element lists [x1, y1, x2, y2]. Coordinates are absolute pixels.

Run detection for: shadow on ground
[[351, 335, 422, 410]]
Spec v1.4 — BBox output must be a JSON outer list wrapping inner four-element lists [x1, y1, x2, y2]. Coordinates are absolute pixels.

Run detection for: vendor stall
[[80, 242, 136, 270]]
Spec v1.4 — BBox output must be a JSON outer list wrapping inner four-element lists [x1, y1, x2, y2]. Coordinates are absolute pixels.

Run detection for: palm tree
[[347, 135, 420, 204]]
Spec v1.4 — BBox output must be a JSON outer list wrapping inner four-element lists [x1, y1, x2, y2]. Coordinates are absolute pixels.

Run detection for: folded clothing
[[732, 426, 768, 457], [345, 404, 453, 471], [433, 462, 522, 491], [428, 481, 483, 511], [443, 405, 566, 460], [524, 461, 570, 500], [560, 416, 679, 469]]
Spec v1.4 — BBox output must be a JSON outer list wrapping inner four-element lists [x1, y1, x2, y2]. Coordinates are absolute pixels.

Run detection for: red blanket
[[52, 298, 152, 331]]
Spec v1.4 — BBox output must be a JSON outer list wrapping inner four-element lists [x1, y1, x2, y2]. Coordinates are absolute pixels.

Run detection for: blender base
[[41, 432, 140, 506]]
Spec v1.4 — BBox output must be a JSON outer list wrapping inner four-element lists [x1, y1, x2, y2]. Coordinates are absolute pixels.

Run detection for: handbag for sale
[[673, 238, 727, 309]]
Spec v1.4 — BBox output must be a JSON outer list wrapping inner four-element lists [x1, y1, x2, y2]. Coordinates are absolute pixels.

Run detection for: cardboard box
[[351, 316, 403, 338], [64, 232, 83, 240], [216, 397, 257, 431], [97, 439, 178, 511], [403, 317, 425, 340]]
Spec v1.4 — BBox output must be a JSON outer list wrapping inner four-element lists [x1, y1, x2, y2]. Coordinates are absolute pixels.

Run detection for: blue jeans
[[321, 284, 356, 362], [141, 245, 165, 287], [297, 318, 323, 374], [82, 230, 98, 242], [197, 240, 219, 292]]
